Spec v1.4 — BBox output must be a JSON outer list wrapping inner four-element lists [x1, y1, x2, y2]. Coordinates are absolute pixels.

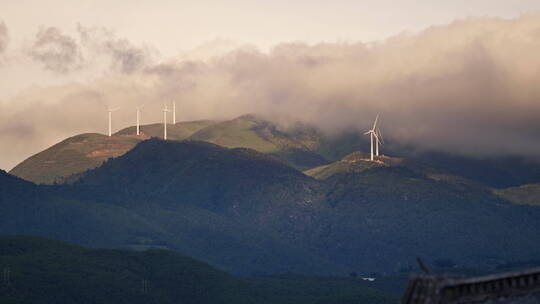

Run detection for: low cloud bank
[[3, 14, 540, 169]]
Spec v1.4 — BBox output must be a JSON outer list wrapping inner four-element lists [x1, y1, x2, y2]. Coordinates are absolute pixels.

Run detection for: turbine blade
[[372, 114, 379, 130]]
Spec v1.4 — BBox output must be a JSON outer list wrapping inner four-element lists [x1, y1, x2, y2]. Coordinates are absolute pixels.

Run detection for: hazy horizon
[[2, 1, 540, 170]]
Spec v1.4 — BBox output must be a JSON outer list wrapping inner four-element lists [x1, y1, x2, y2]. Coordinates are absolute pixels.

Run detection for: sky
[[1, 1, 540, 170], [3, 0, 540, 56]]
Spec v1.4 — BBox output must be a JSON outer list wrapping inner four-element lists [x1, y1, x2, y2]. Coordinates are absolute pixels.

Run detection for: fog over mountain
[[2, 14, 540, 169]]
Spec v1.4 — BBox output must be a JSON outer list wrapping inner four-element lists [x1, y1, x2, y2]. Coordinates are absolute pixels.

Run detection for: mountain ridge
[[9, 120, 216, 184], [11, 114, 540, 190]]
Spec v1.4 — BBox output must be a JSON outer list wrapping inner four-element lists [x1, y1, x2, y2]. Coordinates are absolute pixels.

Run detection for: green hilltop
[[115, 120, 215, 140], [189, 114, 329, 170], [9, 133, 141, 185], [495, 183, 540, 206], [305, 152, 403, 180], [8, 120, 215, 184], [189, 114, 318, 152]]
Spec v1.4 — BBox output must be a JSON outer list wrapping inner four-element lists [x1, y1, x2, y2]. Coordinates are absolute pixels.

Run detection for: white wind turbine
[[136, 105, 144, 135], [364, 114, 380, 161], [162, 104, 170, 140], [107, 107, 120, 137]]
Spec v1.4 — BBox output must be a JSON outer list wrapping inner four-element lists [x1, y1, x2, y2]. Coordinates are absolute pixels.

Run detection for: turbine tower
[[136, 105, 144, 136], [162, 104, 170, 140], [172, 101, 176, 125], [364, 114, 380, 161], [107, 107, 119, 137], [375, 126, 384, 156]]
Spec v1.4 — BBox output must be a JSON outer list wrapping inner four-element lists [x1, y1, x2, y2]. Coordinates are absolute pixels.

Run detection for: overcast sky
[[2, 1, 540, 170], [3, 0, 540, 56]]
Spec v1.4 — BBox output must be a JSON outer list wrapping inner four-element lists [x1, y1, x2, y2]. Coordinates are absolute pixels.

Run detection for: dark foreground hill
[[72, 139, 342, 274], [1, 146, 344, 275], [4, 140, 540, 276], [304, 152, 540, 270], [0, 235, 256, 304], [319, 166, 540, 271], [77, 139, 323, 215], [0, 235, 395, 304], [0, 169, 160, 248], [75, 140, 540, 272]]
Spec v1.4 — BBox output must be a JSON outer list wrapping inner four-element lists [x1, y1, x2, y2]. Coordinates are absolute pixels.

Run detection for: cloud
[[105, 38, 153, 73], [28, 27, 83, 73], [0, 21, 8, 54], [24, 24, 154, 74], [4, 14, 540, 170], [77, 24, 155, 74]]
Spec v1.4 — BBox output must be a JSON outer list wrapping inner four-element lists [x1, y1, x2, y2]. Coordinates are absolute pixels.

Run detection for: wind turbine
[[136, 105, 144, 136], [364, 114, 380, 161], [162, 104, 170, 140], [107, 107, 120, 137]]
